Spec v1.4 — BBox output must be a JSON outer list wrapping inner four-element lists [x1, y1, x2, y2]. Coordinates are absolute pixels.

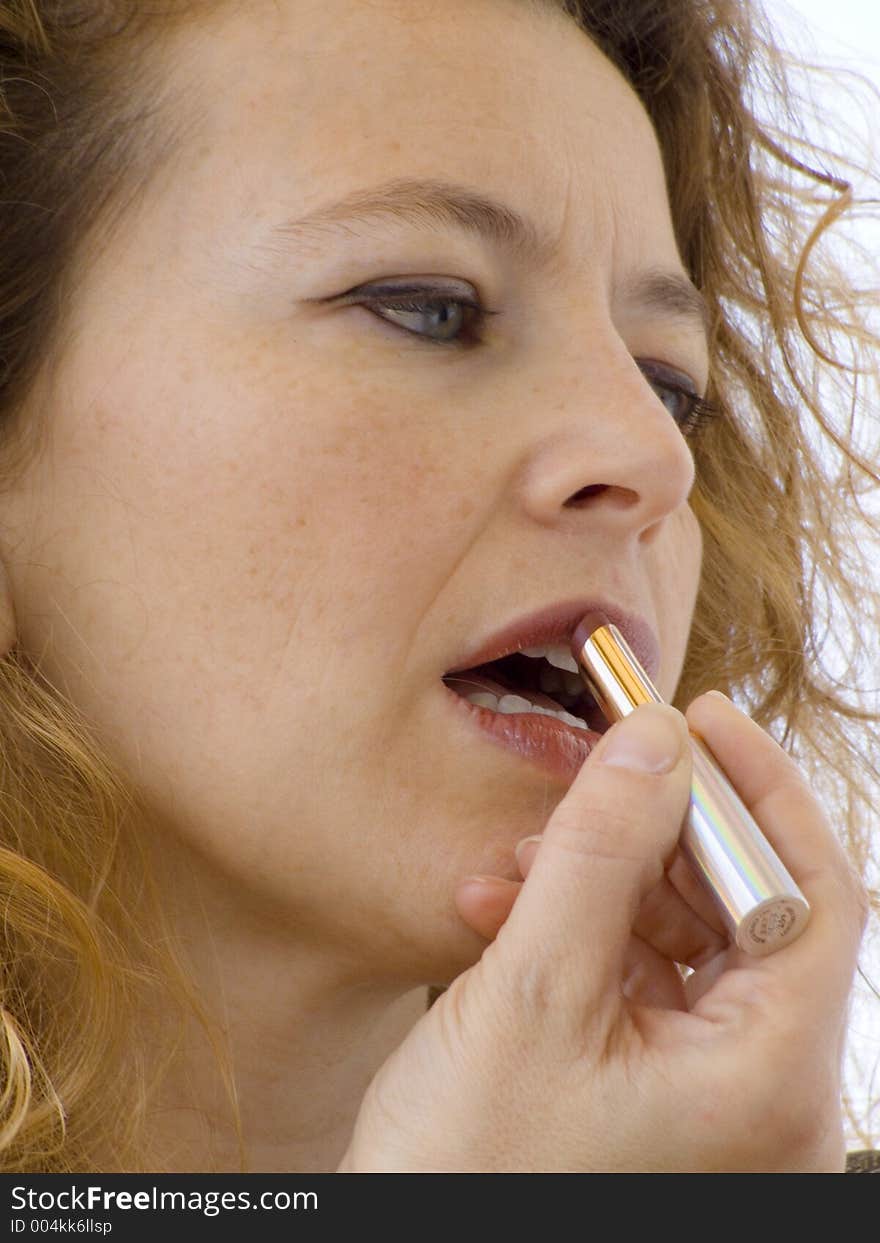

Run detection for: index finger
[[683, 692, 867, 1023]]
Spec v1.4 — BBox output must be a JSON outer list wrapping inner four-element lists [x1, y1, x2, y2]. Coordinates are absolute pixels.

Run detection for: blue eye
[[343, 284, 720, 437], [357, 284, 496, 347], [638, 360, 721, 439]]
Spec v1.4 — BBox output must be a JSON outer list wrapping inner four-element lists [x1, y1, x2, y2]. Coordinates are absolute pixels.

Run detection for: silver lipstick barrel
[[572, 616, 810, 956]]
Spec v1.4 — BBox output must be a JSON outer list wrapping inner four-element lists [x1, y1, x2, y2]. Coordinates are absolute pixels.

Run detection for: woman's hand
[[337, 694, 866, 1172]]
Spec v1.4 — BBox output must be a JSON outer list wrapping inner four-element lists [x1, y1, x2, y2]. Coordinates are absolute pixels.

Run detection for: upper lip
[[443, 597, 661, 685]]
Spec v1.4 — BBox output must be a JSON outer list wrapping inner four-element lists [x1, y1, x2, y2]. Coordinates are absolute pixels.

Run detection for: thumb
[[487, 703, 693, 1030]]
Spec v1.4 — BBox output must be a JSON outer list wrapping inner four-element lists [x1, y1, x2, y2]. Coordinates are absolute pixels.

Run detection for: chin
[[420, 908, 495, 988], [373, 904, 490, 991]]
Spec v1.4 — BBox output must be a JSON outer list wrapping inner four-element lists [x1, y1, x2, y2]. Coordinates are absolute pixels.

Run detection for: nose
[[514, 346, 698, 543]]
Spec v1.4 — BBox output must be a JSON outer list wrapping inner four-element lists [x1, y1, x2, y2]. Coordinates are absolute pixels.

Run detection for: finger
[[455, 875, 520, 941], [683, 692, 849, 878], [489, 703, 694, 1035], [666, 848, 729, 936], [683, 944, 734, 1009], [520, 833, 726, 967], [681, 693, 867, 1029], [622, 935, 688, 1010], [633, 870, 729, 968], [475, 842, 727, 972], [515, 835, 541, 879]]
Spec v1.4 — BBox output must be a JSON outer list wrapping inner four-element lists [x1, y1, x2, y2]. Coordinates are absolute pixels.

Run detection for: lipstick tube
[[571, 614, 810, 956]]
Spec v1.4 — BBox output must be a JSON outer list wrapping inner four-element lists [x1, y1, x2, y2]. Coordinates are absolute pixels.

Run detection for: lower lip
[[440, 683, 605, 782]]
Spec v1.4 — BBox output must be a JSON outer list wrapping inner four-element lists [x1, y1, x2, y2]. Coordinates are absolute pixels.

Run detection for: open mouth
[[442, 651, 608, 734]]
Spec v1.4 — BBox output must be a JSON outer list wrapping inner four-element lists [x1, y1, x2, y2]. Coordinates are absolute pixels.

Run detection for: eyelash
[[347, 285, 721, 439]]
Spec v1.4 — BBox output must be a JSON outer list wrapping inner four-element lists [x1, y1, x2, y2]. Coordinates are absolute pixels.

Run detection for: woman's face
[[2, 0, 706, 982]]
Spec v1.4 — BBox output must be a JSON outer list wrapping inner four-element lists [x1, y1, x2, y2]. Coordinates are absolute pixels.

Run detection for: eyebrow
[[272, 177, 711, 339]]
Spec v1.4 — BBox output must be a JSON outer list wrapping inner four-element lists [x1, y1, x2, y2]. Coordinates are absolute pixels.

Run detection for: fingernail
[[514, 834, 542, 866], [594, 704, 684, 773], [621, 960, 646, 1001], [706, 689, 730, 703]]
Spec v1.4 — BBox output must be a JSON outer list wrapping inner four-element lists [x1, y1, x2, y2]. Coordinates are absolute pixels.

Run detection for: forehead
[[157, 0, 675, 272]]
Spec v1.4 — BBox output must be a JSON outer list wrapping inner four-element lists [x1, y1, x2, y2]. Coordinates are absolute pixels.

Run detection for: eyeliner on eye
[[638, 358, 702, 399], [313, 278, 489, 305], [321, 280, 500, 349], [313, 280, 719, 437]]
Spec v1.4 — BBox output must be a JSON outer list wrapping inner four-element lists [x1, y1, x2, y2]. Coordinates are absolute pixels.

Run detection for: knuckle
[[769, 1078, 843, 1164], [715, 1050, 840, 1166], [828, 861, 871, 942], [754, 1093, 832, 1163], [849, 873, 871, 937], [551, 781, 677, 857], [458, 939, 562, 1072], [551, 804, 645, 862], [850, 870, 870, 934]]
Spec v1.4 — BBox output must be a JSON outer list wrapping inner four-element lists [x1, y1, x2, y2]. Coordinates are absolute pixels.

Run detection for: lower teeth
[[464, 692, 591, 732]]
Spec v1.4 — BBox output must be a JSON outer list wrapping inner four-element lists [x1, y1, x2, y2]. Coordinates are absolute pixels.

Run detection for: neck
[[131, 824, 430, 1173]]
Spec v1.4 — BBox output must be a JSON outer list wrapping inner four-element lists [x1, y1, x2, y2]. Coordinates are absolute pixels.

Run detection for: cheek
[[678, 504, 704, 589], [4, 285, 516, 947], [59, 327, 459, 658], [9, 329, 471, 820], [654, 503, 703, 693]]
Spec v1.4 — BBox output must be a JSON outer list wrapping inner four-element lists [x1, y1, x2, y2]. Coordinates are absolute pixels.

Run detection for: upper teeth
[[519, 642, 579, 673]]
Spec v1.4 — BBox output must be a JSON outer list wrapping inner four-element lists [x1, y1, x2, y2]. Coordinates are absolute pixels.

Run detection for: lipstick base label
[[745, 901, 798, 948]]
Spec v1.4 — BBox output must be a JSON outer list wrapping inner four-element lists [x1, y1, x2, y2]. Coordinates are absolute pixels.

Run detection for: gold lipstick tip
[[572, 610, 612, 657]]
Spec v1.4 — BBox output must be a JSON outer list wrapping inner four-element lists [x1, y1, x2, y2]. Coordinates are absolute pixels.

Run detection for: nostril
[[565, 483, 608, 507]]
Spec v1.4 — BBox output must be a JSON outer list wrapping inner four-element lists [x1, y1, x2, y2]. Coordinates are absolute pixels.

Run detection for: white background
[[761, 1, 879, 1147]]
